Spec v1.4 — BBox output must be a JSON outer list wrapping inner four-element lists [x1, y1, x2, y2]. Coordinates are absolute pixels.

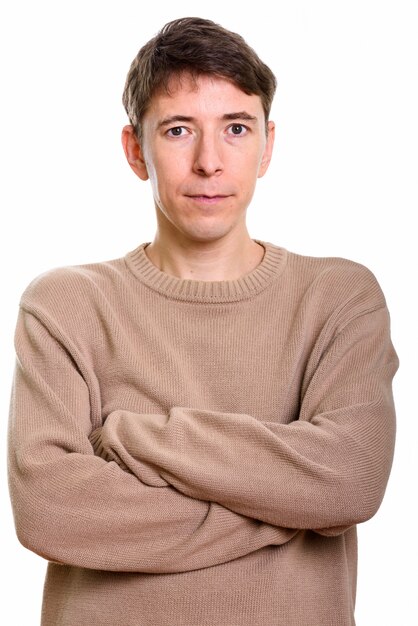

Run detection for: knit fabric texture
[[8, 241, 398, 626]]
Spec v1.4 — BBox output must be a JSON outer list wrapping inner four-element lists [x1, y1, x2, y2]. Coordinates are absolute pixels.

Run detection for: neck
[[145, 232, 265, 282]]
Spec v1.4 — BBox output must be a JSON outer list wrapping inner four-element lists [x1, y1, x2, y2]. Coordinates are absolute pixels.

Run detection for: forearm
[[9, 445, 293, 573], [92, 406, 391, 531]]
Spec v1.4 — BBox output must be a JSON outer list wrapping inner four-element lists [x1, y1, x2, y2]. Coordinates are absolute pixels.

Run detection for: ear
[[121, 125, 149, 181], [258, 121, 275, 178]]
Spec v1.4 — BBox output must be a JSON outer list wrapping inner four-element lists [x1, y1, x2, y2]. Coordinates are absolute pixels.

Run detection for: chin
[[179, 223, 237, 244]]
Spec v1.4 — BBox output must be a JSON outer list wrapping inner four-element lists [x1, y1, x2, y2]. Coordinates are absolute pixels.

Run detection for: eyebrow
[[157, 111, 258, 128], [222, 111, 258, 122]]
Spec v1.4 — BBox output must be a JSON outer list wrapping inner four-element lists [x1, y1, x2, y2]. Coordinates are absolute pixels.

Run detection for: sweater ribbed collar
[[124, 240, 287, 303]]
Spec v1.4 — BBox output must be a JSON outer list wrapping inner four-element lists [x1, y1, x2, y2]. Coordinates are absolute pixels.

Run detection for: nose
[[193, 132, 223, 177]]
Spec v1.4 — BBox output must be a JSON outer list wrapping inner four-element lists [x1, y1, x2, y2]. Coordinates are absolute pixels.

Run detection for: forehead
[[143, 73, 264, 122]]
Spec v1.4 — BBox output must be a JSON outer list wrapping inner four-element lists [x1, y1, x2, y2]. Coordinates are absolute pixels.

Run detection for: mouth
[[185, 194, 230, 205]]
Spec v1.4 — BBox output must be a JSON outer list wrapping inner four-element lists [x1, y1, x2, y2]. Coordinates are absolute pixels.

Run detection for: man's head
[[122, 17, 277, 140], [122, 18, 277, 248]]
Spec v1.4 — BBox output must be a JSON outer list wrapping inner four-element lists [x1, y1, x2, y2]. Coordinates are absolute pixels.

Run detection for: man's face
[[125, 73, 275, 245]]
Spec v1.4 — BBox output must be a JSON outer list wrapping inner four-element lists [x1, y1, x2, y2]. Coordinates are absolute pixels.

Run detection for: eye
[[167, 126, 187, 137], [227, 124, 248, 136]]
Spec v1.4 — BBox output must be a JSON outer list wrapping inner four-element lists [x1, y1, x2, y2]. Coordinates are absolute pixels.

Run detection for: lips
[[186, 194, 230, 205], [185, 192, 230, 197]]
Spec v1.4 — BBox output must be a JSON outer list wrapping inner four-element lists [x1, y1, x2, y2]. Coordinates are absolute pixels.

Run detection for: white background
[[1, 1, 416, 624]]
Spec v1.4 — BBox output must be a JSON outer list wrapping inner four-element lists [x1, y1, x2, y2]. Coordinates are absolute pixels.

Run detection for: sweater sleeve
[[91, 304, 398, 533], [8, 308, 298, 574]]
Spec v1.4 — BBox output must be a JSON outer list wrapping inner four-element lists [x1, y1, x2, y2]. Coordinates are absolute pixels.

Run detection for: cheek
[[145, 166, 160, 201], [232, 144, 265, 174], [232, 156, 261, 190], [148, 166, 184, 211], [152, 158, 188, 194]]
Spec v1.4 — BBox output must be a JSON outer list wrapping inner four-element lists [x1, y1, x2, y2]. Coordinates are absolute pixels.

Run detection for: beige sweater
[[8, 241, 398, 626]]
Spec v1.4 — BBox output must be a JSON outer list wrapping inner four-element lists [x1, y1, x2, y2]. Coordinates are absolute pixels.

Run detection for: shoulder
[[265, 243, 388, 329], [287, 249, 385, 300], [19, 254, 129, 323]]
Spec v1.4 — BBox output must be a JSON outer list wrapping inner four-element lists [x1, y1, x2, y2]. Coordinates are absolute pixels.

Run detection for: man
[[8, 17, 397, 626]]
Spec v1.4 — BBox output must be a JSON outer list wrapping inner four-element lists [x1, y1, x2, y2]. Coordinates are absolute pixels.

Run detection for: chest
[[83, 296, 324, 425]]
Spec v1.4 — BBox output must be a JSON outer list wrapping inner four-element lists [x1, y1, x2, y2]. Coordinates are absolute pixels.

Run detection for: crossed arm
[[8, 301, 397, 575], [90, 306, 398, 533]]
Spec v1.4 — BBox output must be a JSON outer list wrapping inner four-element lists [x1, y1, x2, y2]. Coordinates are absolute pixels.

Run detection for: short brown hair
[[122, 17, 277, 139]]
